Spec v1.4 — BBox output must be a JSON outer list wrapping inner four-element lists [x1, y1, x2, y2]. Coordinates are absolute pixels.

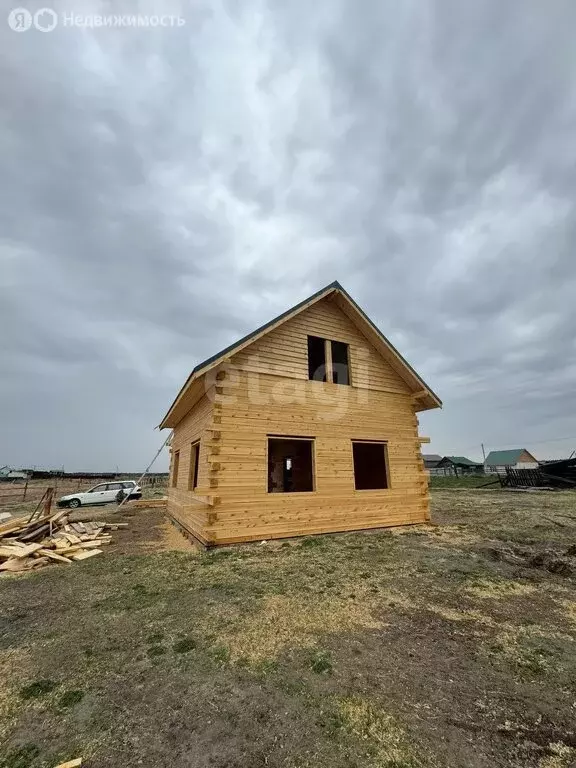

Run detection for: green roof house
[[484, 449, 538, 474], [436, 456, 484, 475]]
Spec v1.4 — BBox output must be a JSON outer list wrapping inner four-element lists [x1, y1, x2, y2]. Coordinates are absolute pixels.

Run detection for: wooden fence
[[0, 480, 93, 507], [0, 475, 168, 508], [503, 463, 576, 489]]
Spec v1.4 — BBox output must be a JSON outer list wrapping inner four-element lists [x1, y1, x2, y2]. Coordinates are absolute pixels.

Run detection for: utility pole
[[481, 443, 486, 462], [116, 431, 173, 509]]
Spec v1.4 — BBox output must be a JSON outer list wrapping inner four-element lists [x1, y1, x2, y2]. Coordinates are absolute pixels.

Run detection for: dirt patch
[[89, 507, 197, 555], [480, 543, 575, 578]]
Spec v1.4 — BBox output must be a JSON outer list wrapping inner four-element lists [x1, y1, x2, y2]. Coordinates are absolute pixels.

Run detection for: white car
[[57, 481, 142, 509]]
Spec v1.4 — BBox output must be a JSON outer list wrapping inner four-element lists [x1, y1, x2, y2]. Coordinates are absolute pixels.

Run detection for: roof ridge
[[485, 448, 531, 464], [159, 280, 442, 428]]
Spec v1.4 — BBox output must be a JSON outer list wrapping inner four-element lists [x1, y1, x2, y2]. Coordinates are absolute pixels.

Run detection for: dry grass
[[560, 598, 576, 630], [336, 697, 431, 767], [538, 743, 576, 768], [465, 578, 538, 599], [0, 649, 32, 741], [220, 592, 384, 663], [0, 490, 575, 768]]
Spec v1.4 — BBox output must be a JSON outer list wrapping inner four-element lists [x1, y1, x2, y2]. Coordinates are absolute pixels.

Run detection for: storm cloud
[[1, 0, 575, 470]]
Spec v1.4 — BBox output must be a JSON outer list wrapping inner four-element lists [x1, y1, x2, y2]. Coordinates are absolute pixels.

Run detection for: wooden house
[[422, 454, 442, 473], [159, 281, 441, 546], [484, 449, 538, 475], [435, 456, 484, 476], [0, 466, 29, 481]]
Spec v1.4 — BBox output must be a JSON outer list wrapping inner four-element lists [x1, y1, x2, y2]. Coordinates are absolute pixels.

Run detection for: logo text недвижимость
[[7, 8, 186, 32]]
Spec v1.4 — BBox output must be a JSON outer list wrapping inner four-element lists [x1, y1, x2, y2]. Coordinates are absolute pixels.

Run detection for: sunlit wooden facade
[[160, 282, 441, 546]]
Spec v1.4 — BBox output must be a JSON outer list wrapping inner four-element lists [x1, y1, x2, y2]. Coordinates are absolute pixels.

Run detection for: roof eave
[[331, 287, 442, 409], [158, 282, 341, 428]]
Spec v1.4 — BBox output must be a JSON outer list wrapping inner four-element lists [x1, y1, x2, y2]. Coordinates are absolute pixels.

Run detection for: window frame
[[330, 339, 351, 386], [266, 435, 316, 494], [171, 450, 180, 488], [188, 440, 200, 491], [351, 439, 391, 491], [307, 335, 327, 382], [307, 335, 351, 386]]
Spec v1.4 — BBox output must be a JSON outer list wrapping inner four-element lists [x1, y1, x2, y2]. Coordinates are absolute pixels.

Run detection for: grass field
[[1, 490, 575, 767], [429, 474, 495, 489]]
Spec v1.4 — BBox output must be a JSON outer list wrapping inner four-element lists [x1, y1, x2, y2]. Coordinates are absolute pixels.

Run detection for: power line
[[433, 435, 576, 455], [487, 435, 576, 448]]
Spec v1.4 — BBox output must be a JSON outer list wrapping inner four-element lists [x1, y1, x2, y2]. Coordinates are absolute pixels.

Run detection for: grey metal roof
[[192, 281, 343, 374]]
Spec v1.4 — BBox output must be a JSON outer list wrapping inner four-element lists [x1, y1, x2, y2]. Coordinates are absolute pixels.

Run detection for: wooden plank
[[189, 494, 213, 507], [58, 546, 85, 556], [0, 543, 43, 558], [48, 508, 69, 525], [0, 558, 30, 572], [130, 498, 167, 509], [35, 549, 72, 563], [55, 759, 82, 768], [71, 549, 102, 561], [0, 519, 26, 535], [0, 546, 23, 558], [71, 523, 86, 533], [17, 543, 45, 557], [19, 524, 50, 541], [0, 515, 46, 536], [210, 518, 429, 545]]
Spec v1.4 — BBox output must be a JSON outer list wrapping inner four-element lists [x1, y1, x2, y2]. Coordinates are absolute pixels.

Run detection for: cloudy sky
[[1, 0, 575, 472]]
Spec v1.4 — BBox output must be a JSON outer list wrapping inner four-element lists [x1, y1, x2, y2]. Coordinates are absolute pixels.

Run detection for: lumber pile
[[0, 509, 126, 574]]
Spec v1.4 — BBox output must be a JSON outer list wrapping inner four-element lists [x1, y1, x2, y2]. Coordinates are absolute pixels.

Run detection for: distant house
[[0, 466, 29, 481], [436, 456, 484, 476], [422, 454, 442, 471], [484, 449, 538, 475]]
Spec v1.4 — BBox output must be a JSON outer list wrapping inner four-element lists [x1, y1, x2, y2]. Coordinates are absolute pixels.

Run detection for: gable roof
[[159, 280, 442, 428], [485, 449, 536, 466], [422, 454, 442, 464], [439, 456, 482, 467]]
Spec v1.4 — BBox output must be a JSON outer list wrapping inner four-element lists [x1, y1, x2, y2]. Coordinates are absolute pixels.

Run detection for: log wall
[[166, 297, 429, 545]]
